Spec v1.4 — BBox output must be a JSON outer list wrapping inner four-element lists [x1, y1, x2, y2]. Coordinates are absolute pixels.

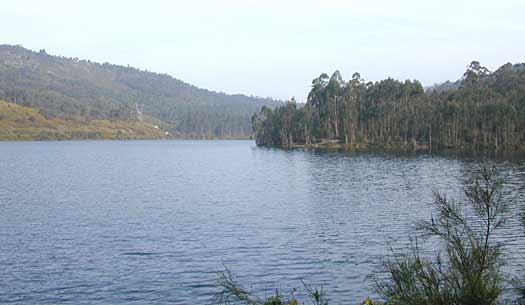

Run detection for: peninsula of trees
[[252, 62, 525, 153], [0, 45, 280, 140]]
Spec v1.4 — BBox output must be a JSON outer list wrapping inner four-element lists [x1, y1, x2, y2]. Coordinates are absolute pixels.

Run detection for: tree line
[[252, 61, 525, 152]]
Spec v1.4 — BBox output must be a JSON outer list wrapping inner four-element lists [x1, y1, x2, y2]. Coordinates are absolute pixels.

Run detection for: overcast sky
[[1, 0, 524, 102]]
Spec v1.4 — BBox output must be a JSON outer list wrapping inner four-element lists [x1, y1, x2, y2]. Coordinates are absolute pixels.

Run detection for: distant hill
[[512, 63, 525, 70], [426, 80, 461, 93], [0, 45, 281, 139], [427, 63, 525, 93]]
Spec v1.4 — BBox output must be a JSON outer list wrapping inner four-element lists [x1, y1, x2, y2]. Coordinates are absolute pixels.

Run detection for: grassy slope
[[0, 100, 169, 140], [0, 45, 281, 139]]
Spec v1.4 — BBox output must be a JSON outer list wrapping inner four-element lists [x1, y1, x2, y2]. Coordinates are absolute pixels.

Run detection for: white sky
[[1, 0, 524, 102]]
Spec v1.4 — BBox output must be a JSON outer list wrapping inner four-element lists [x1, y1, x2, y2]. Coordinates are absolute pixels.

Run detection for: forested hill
[[252, 61, 525, 153], [0, 44, 281, 139]]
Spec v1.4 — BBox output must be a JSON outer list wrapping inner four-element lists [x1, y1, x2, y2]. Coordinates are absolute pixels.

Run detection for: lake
[[1, 140, 524, 304]]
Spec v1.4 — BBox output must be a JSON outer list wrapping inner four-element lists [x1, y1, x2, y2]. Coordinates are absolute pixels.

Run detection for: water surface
[[1, 140, 524, 304]]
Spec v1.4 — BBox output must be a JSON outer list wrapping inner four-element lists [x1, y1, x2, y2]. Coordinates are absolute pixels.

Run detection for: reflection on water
[[0, 140, 524, 304]]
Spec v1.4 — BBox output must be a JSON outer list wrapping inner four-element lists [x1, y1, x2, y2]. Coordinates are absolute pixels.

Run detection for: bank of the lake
[[0, 100, 254, 141], [0, 100, 170, 140], [259, 139, 525, 160]]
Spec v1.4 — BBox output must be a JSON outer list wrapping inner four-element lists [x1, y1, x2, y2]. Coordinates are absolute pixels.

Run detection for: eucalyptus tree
[[253, 61, 525, 152]]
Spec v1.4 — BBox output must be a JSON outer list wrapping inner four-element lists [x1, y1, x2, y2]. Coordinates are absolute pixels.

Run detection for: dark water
[[1, 140, 524, 304]]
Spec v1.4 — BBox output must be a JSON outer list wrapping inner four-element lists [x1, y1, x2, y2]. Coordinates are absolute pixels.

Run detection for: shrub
[[213, 165, 522, 305], [377, 165, 511, 305]]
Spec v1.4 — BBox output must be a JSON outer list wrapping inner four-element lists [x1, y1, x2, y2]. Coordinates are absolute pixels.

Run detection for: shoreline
[[256, 140, 525, 159], [0, 137, 253, 142]]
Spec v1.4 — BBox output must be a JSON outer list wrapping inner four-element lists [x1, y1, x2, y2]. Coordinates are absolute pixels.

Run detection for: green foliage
[[303, 281, 329, 305], [212, 267, 384, 305], [360, 297, 380, 305], [377, 165, 511, 305], [0, 44, 280, 139], [253, 61, 525, 152], [212, 268, 301, 305], [212, 165, 525, 305], [213, 267, 341, 305]]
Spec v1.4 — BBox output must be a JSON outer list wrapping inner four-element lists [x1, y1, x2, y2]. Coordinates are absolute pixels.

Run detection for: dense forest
[[252, 61, 525, 152], [0, 45, 280, 139]]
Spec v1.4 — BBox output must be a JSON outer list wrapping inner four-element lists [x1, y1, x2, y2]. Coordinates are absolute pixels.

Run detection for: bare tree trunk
[[429, 124, 432, 154]]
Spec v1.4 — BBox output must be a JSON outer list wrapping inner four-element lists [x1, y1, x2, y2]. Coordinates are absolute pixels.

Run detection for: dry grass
[[0, 100, 169, 140]]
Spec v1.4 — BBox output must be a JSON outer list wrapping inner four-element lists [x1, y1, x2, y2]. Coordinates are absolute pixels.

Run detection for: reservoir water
[[1, 140, 524, 304]]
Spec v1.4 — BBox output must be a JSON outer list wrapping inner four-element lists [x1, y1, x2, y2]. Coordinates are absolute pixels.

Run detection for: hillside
[[0, 45, 280, 140], [0, 100, 169, 140]]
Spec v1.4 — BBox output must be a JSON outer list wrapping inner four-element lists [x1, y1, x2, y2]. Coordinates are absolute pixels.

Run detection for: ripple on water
[[0, 140, 524, 304]]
